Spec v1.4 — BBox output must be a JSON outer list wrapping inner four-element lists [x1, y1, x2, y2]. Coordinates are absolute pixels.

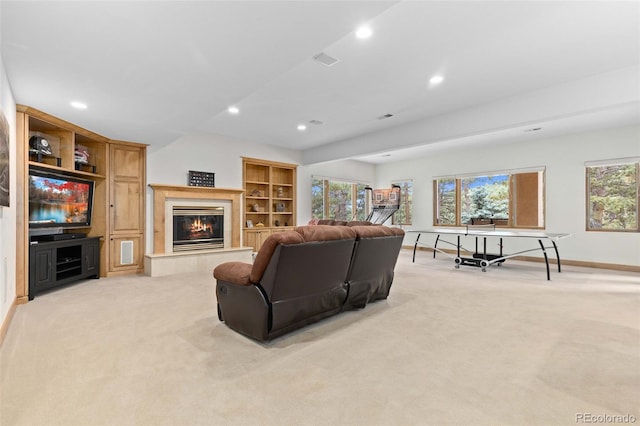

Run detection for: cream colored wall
[[375, 125, 640, 267], [0, 49, 18, 331]]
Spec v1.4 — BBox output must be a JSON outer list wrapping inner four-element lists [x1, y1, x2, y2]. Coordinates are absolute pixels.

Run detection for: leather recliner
[[213, 224, 404, 341]]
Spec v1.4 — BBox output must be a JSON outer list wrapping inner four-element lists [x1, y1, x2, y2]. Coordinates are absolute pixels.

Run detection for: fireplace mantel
[[149, 184, 244, 254]]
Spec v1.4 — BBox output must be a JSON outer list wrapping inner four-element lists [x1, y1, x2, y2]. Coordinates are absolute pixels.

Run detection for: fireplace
[[172, 206, 224, 252]]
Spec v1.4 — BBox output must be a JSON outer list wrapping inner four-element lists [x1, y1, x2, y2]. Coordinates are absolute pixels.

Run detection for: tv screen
[[28, 169, 95, 229]]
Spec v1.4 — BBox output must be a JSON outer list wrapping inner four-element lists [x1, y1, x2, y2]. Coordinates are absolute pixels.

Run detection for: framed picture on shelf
[[246, 220, 254, 228]]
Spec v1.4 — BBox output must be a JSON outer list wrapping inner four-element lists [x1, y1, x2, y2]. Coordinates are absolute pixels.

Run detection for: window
[[433, 168, 545, 228], [392, 180, 413, 225], [311, 177, 369, 221], [586, 158, 639, 232]]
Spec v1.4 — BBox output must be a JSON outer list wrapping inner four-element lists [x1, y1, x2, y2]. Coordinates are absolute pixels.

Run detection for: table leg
[[538, 239, 550, 281]]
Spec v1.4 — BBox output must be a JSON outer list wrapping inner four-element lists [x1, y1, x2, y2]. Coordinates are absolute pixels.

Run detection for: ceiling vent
[[308, 120, 324, 125], [313, 52, 339, 67], [377, 113, 394, 120]]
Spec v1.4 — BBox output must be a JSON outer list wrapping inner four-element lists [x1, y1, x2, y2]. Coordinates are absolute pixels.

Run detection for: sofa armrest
[[213, 262, 253, 286]]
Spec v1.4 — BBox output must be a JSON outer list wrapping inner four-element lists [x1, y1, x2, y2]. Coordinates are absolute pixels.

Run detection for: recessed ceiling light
[[297, 124, 307, 131], [70, 101, 87, 110], [227, 106, 239, 114], [429, 75, 444, 86], [355, 25, 372, 39]]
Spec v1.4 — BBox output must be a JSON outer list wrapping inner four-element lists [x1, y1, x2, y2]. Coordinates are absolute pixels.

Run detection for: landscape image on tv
[[29, 174, 91, 225]]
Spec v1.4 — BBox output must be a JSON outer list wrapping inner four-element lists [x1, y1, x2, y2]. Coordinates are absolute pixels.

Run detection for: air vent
[[377, 113, 394, 120], [313, 52, 339, 67], [309, 120, 324, 125], [524, 127, 542, 133]]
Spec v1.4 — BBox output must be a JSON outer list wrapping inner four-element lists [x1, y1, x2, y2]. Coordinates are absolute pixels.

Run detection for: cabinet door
[[110, 235, 143, 272], [110, 144, 144, 234], [83, 239, 100, 277], [244, 229, 271, 252], [31, 247, 55, 289]]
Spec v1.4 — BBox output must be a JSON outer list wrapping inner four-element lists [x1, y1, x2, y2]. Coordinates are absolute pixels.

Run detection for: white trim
[[434, 166, 545, 180], [311, 175, 371, 186], [585, 157, 640, 167]]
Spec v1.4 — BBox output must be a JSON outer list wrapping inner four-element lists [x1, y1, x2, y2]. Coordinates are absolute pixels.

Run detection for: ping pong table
[[411, 226, 571, 280]]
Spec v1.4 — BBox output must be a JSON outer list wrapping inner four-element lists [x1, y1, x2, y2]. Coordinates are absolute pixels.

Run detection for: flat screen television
[[28, 168, 95, 229]]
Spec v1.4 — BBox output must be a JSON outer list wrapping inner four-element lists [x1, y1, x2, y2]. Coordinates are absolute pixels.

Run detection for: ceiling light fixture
[[355, 25, 372, 39], [429, 75, 444, 86], [227, 106, 239, 114], [297, 124, 307, 131], [70, 101, 87, 110]]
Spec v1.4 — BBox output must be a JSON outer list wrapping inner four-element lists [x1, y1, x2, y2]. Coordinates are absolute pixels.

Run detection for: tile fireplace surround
[[145, 184, 252, 277]]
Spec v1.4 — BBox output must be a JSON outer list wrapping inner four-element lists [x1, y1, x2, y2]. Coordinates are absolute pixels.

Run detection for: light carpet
[[1, 250, 639, 426]]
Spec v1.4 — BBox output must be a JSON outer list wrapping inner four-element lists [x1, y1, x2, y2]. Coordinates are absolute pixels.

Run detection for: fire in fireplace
[[172, 206, 224, 251]]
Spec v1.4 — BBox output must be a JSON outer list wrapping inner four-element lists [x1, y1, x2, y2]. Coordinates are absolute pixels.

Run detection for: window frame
[[311, 176, 371, 221], [392, 179, 413, 226], [585, 158, 640, 233], [433, 167, 546, 229]]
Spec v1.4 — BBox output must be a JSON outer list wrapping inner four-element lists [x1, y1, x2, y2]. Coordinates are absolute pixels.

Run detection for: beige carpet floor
[[1, 250, 639, 426]]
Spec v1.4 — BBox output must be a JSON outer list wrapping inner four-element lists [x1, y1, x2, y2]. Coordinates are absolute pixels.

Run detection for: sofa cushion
[[294, 225, 357, 242], [351, 225, 404, 239], [250, 231, 305, 283], [213, 262, 252, 286]]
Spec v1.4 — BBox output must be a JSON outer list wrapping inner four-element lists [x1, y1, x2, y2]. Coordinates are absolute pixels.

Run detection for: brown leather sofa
[[213, 225, 405, 341]]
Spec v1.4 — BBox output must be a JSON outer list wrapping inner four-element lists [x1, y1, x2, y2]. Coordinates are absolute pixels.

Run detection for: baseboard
[[0, 298, 18, 347], [404, 246, 640, 273]]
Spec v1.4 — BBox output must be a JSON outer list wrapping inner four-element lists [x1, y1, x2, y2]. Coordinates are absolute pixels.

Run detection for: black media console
[[29, 236, 101, 300]]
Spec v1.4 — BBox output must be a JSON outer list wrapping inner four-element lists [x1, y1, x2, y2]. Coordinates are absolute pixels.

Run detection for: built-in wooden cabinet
[[243, 228, 271, 252], [108, 142, 146, 273], [242, 157, 297, 251], [15, 106, 146, 302]]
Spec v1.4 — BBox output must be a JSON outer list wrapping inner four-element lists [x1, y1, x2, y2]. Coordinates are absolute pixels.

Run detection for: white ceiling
[[2, 1, 639, 164]]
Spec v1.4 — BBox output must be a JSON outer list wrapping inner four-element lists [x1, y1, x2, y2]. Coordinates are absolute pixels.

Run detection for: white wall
[[145, 132, 302, 252], [375, 125, 640, 267], [0, 48, 18, 329]]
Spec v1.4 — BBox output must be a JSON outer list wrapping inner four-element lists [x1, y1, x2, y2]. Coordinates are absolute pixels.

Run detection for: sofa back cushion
[[294, 224, 356, 241], [250, 231, 304, 283], [262, 238, 356, 334], [345, 226, 405, 307]]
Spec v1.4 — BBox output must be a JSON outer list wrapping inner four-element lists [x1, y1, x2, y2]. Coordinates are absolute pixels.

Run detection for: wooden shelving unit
[[16, 106, 147, 302], [242, 157, 297, 251]]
